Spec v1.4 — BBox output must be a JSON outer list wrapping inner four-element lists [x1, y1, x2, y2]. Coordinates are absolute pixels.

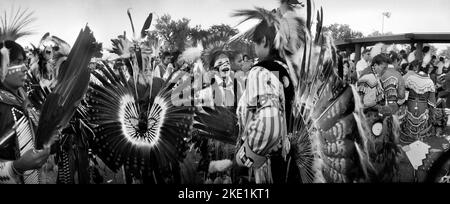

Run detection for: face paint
[[7, 64, 27, 75]]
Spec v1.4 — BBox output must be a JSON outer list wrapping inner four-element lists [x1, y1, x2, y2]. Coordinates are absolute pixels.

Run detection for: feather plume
[[140, 13, 153, 39], [35, 25, 100, 149], [280, 0, 304, 10], [306, 0, 312, 30], [370, 43, 385, 58], [208, 159, 233, 173], [180, 46, 203, 65], [232, 7, 278, 27], [0, 7, 36, 41], [26, 70, 51, 110], [229, 7, 278, 44], [202, 42, 235, 70], [50, 35, 71, 56], [127, 8, 136, 37], [0, 44, 10, 82], [109, 35, 132, 58], [39, 32, 50, 44]]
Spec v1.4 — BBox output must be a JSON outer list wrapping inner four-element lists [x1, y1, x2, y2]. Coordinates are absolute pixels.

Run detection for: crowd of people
[[1, 0, 450, 184], [340, 44, 450, 182]]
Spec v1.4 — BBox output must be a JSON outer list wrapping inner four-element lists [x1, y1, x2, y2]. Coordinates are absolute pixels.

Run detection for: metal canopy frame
[[334, 33, 450, 62]]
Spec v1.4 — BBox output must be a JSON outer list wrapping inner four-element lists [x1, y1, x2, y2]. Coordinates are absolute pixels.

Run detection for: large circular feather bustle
[[85, 63, 195, 175]]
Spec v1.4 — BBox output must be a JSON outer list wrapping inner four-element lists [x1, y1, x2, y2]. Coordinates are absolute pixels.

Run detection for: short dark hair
[[0, 40, 26, 65], [252, 21, 276, 48], [252, 21, 283, 61], [389, 51, 400, 63], [161, 51, 171, 60]]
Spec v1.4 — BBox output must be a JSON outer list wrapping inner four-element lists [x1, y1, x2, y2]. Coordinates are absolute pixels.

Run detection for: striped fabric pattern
[[237, 66, 286, 156], [245, 107, 284, 155]]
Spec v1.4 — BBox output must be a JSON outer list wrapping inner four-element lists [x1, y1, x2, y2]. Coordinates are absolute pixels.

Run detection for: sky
[[2, 0, 450, 50]]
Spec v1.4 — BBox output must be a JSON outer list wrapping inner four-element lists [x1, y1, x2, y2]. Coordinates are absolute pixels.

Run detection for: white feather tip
[[180, 47, 203, 64], [208, 159, 233, 173], [0, 46, 10, 82]]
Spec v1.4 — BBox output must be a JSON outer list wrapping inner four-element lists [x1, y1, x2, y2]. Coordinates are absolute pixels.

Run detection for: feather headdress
[[0, 7, 35, 82], [202, 42, 235, 70], [109, 32, 132, 59], [0, 7, 36, 41], [180, 46, 203, 65], [109, 9, 156, 104], [110, 10, 153, 61], [229, 7, 278, 44]]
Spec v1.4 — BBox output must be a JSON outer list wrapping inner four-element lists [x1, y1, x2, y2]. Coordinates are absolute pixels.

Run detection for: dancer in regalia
[[357, 50, 402, 182], [231, 0, 379, 183], [0, 40, 51, 184]]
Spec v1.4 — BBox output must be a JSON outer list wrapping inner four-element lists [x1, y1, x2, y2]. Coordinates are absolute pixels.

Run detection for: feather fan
[[86, 62, 195, 173], [193, 106, 238, 145]]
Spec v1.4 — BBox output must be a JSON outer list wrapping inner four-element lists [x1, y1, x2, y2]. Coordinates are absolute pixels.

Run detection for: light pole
[[382, 12, 391, 34]]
